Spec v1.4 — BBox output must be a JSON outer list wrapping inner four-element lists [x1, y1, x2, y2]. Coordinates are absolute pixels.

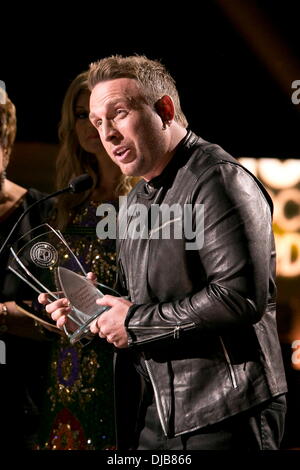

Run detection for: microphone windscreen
[[68, 174, 93, 193]]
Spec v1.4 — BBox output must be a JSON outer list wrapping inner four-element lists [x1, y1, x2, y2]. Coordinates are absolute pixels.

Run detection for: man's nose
[[102, 119, 119, 141]]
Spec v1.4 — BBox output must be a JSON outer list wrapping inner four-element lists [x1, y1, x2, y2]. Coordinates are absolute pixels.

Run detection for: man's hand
[[90, 295, 133, 348], [38, 272, 98, 330], [38, 293, 71, 328]]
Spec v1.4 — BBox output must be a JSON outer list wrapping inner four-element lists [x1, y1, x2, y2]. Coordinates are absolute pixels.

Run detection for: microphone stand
[[0, 173, 93, 259], [0, 186, 69, 260]]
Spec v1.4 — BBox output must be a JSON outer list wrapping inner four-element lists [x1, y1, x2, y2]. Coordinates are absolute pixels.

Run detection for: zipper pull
[[118, 259, 128, 293], [174, 325, 180, 339]]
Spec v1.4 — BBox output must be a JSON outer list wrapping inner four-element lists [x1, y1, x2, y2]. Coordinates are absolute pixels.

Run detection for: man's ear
[[154, 95, 175, 122]]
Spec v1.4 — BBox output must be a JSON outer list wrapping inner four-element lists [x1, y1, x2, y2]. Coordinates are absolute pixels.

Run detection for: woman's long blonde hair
[[55, 71, 134, 229]]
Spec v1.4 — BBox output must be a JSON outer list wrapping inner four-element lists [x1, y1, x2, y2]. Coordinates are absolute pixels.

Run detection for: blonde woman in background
[[36, 71, 135, 450]]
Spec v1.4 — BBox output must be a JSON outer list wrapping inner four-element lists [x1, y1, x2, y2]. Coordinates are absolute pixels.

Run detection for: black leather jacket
[[115, 131, 287, 448]]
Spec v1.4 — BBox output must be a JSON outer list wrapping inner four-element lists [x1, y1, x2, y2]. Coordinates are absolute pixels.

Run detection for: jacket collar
[[142, 130, 200, 195]]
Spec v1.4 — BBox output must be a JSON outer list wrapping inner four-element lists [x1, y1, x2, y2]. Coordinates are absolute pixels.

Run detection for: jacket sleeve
[[125, 163, 276, 346]]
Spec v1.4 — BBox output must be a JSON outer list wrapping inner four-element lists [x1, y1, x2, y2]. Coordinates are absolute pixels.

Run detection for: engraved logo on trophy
[[30, 242, 58, 268]]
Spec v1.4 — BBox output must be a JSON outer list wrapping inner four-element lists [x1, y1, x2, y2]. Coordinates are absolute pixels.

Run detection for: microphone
[[68, 173, 93, 194], [0, 173, 93, 259]]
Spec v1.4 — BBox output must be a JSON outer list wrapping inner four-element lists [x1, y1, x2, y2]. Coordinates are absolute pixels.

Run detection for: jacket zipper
[[144, 359, 168, 437], [118, 259, 128, 293], [219, 336, 238, 389], [129, 322, 195, 344]]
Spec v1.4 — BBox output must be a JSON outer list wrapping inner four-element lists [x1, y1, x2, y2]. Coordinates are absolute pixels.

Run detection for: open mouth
[[113, 147, 131, 162]]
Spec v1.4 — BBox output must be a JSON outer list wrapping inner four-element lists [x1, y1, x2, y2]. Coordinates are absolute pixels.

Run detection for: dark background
[[2, 0, 300, 158], [2, 0, 300, 450]]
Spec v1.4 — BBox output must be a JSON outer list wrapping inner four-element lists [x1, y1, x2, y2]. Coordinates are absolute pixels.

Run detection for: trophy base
[[68, 306, 110, 344]]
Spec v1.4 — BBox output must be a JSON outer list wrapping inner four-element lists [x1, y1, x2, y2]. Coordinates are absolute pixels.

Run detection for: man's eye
[[115, 110, 128, 118], [95, 119, 102, 128]]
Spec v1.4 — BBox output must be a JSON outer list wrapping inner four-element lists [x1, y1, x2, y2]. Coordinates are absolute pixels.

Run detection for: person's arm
[[0, 300, 54, 340], [124, 163, 274, 346]]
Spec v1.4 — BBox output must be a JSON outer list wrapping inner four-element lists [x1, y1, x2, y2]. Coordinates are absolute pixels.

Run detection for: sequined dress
[[37, 200, 117, 450]]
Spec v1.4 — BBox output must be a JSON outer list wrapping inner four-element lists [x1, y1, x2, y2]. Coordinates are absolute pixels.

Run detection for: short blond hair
[[88, 55, 188, 128]]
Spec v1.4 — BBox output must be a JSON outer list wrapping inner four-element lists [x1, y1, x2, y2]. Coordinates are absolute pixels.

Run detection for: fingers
[[37, 293, 71, 331], [86, 272, 97, 285], [89, 317, 109, 339], [57, 315, 67, 328], [90, 318, 100, 335], [41, 298, 70, 328], [89, 317, 129, 348], [86, 271, 97, 279], [38, 293, 49, 305], [50, 306, 71, 323], [38, 292, 64, 305], [96, 295, 119, 307], [44, 298, 70, 315], [90, 318, 108, 339]]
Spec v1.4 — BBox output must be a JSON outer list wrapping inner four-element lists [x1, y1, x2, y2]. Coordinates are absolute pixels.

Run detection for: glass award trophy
[[8, 223, 120, 344]]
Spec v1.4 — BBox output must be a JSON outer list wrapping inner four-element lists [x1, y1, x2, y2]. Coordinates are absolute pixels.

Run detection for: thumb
[[96, 295, 117, 307], [86, 271, 98, 287], [86, 272, 97, 281]]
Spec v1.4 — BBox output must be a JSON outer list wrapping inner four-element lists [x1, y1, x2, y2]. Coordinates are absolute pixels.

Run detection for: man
[[40, 55, 287, 450]]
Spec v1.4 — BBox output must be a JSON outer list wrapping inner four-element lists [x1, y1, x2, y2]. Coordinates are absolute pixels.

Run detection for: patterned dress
[[37, 200, 117, 450]]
